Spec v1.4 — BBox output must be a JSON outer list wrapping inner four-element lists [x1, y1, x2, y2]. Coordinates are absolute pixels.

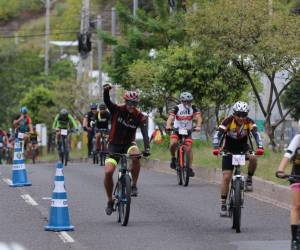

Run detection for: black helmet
[[99, 103, 106, 110], [90, 103, 98, 110]]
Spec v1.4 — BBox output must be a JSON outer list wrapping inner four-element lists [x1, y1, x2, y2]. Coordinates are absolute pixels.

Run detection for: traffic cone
[[10, 139, 32, 187], [45, 162, 74, 231]]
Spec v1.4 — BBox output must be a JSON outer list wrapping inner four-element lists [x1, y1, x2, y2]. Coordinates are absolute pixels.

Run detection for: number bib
[[232, 155, 246, 166], [61, 129, 68, 136]]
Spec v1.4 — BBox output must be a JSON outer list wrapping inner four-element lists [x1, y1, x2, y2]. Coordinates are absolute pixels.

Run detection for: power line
[[0, 31, 79, 39]]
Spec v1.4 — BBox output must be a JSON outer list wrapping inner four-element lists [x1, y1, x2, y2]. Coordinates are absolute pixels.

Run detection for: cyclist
[[13, 107, 33, 145], [83, 103, 99, 157], [103, 84, 150, 216], [166, 92, 202, 177], [276, 134, 300, 249], [212, 101, 264, 217], [96, 103, 110, 152], [6, 128, 14, 163], [28, 125, 39, 159], [0, 129, 8, 164], [52, 109, 78, 149]]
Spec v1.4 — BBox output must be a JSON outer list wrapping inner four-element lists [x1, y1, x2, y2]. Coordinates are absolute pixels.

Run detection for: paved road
[[0, 161, 290, 250]]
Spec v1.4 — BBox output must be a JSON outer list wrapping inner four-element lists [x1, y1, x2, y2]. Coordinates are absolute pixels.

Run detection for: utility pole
[[268, 0, 273, 16], [45, 0, 51, 76], [14, 32, 19, 46], [111, 7, 116, 50], [133, 0, 138, 17], [77, 0, 91, 84], [97, 15, 103, 101], [111, 7, 117, 102]]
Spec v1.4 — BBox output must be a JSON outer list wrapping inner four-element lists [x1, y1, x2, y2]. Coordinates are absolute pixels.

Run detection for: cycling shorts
[[170, 132, 193, 146]]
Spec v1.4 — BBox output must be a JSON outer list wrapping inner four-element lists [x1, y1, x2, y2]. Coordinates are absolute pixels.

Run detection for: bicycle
[[99, 129, 108, 166], [57, 129, 72, 166], [91, 127, 99, 165], [221, 152, 256, 233], [171, 128, 194, 187], [105, 152, 142, 226], [0, 140, 3, 164], [28, 140, 39, 164], [4, 144, 12, 164]]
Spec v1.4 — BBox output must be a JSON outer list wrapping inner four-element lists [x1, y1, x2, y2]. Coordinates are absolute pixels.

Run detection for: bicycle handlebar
[[277, 174, 300, 181], [220, 151, 256, 156]]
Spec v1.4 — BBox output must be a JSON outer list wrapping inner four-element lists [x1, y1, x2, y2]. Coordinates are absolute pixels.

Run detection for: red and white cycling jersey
[[285, 134, 300, 163], [169, 104, 200, 130]]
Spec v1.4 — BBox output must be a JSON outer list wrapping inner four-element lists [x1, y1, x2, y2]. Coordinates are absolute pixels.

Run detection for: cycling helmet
[[20, 107, 28, 114], [123, 91, 139, 102], [99, 103, 106, 110], [60, 108, 68, 116], [233, 101, 250, 113], [180, 92, 193, 102], [90, 103, 98, 110]]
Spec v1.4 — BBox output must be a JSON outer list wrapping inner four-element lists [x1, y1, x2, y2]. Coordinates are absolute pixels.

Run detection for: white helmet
[[233, 101, 249, 113], [180, 92, 193, 102]]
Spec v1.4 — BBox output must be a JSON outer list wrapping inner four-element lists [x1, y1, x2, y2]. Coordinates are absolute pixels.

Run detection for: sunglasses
[[126, 101, 138, 107], [235, 112, 247, 118]]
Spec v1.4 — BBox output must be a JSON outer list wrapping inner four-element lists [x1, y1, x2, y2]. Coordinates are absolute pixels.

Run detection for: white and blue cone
[[45, 162, 74, 231], [10, 139, 32, 187]]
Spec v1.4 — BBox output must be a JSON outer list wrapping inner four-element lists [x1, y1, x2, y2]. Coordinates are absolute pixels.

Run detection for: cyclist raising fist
[[102, 84, 150, 215]]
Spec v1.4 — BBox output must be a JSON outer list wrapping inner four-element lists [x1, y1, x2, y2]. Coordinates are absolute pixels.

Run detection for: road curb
[[143, 159, 291, 209]]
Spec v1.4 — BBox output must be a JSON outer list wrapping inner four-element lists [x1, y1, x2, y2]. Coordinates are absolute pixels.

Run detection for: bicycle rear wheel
[[182, 146, 190, 187], [100, 140, 106, 166], [232, 179, 242, 233], [32, 148, 36, 164], [117, 174, 131, 226]]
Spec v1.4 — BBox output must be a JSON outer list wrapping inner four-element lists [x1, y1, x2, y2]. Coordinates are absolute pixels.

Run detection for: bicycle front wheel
[[182, 146, 190, 187], [232, 179, 242, 233], [117, 174, 131, 226], [32, 149, 36, 164]]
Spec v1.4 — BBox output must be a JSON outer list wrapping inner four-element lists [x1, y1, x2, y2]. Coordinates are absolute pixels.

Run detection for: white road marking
[[2, 178, 12, 186], [57, 232, 75, 243], [10, 243, 27, 250], [42, 197, 51, 200], [0, 242, 27, 250], [20, 194, 38, 206]]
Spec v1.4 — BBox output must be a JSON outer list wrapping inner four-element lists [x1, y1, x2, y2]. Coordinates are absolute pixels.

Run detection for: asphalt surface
[[0, 161, 291, 250]]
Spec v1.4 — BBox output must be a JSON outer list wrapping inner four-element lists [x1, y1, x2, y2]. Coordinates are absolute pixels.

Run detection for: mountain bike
[[0, 140, 3, 164], [57, 129, 72, 166], [106, 153, 142, 226], [4, 144, 12, 164], [221, 152, 255, 233], [29, 140, 39, 164], [92, 127, 99, 165], [172, 128, 194, 187], [99, 129, 108, 166]]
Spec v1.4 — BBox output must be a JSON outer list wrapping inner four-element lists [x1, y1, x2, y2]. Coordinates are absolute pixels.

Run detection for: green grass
[[148, 138, 291, 186], [39, 146, 88, 162]]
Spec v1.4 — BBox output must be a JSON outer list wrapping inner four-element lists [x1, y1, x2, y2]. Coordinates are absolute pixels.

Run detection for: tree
[[100, 0, 187, 87], [187, 0, 300, 148], [129, 44, 249, 124], [20, 86, 56, 128], [282, 78, 300, 120], [0, 44, 44, 127]]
